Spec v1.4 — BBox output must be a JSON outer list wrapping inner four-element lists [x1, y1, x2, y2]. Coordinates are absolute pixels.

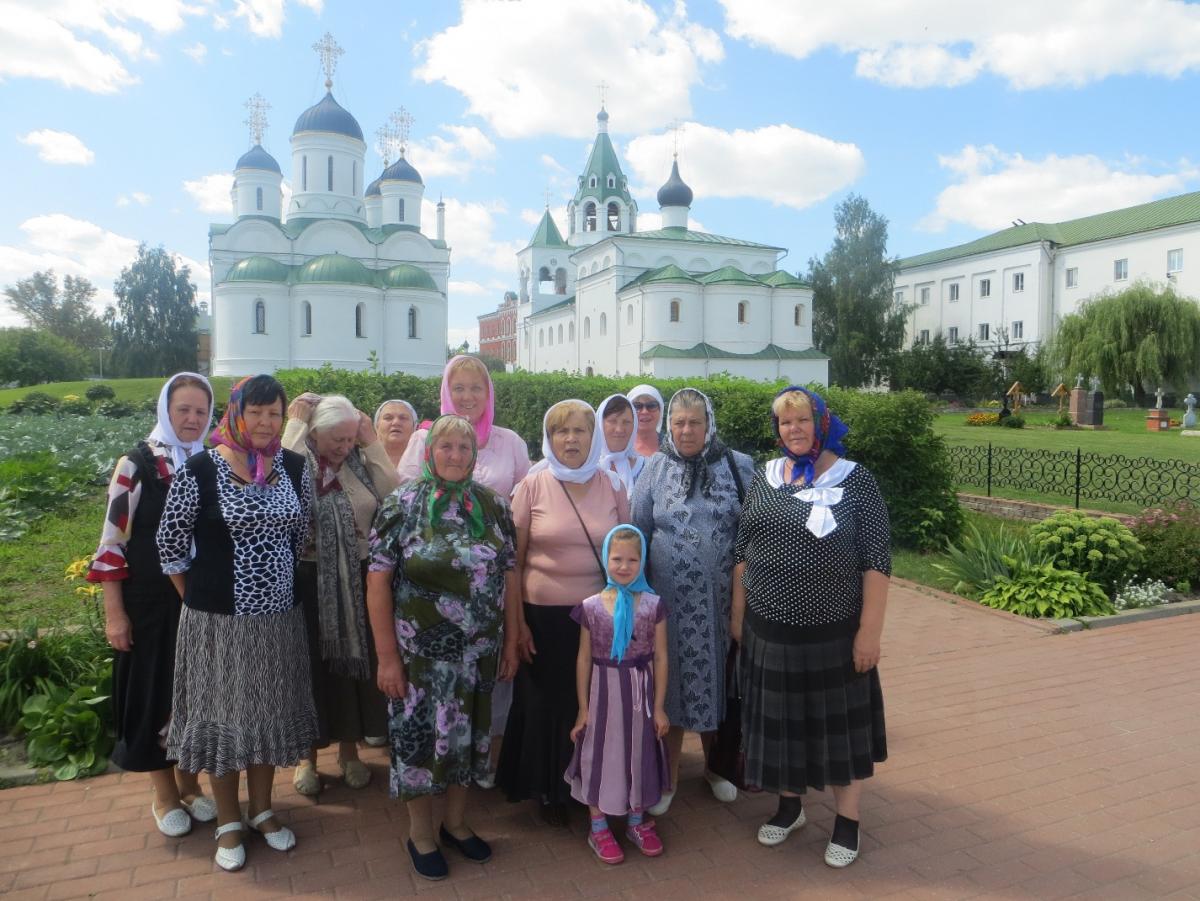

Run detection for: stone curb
[[1058, 597, 1200, 631], [891, 578, 1063, 634]]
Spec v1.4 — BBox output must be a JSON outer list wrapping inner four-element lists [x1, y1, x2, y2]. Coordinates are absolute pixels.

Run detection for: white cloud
[[719, 0, 1200, 89], [182, 41, 207, 62], [116, 191, 152, 207], [232, 0, 323, 39], [447, 325, 479, 352], [424, 197, 521, 273], [415, 0, 723, 139], [406, 125, 497, 179], [624, 122, 863, 210], [920, 145, 1199, 232], [449, 279, 491, 297], [519, 207, 570, 239], [0, 1, 202, 93], [183, 172, 234, 215], [19, 129, 95, 165]]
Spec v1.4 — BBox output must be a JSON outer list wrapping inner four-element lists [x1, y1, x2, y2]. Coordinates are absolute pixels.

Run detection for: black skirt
[[495, 603, 579, 806], [739, 616, 887, 794], [111, 591, 182, 772], [298, 561, 388, 746]]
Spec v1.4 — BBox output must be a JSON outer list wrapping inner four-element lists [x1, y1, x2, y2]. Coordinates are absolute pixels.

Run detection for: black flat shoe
[[439, 825, 492, 863], [406, 838, 448, 880]]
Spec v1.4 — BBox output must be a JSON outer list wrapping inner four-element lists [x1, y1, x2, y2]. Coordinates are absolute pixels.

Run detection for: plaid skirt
[[739, 616, 887, 794]]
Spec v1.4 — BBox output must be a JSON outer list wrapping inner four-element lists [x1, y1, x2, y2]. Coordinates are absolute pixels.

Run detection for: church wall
[[212, 221, 291, 260], [702, 285, 772, 352], [293, 221, 374, 259], [526, 306, 577, 373], [383, 291, 446, 377], [769, 286, 816, 349], [234, 170, 282, 219], [288, 132, 366, 223], [576, 268, 620, 375], [211, 284, 291, 376], [291, 284, 378, 369], [646, 357, 828, 384], [637, 284, 703, 346]]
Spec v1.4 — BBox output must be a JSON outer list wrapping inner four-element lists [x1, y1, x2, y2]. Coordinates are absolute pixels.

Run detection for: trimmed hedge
[[272, 366, 961, 550]]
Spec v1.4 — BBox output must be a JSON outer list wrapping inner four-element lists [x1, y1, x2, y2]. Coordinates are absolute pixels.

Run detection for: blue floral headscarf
[[602, 524, 655, 662], [772, 386, 849, 486]]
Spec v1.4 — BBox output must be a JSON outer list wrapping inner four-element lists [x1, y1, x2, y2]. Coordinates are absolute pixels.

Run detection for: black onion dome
[[292, 92, 364, 140], [656, 159, 693, 208], [235, 144, 281, 173]]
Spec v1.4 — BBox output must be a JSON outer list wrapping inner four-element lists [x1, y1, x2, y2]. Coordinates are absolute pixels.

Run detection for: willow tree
[[1053, 282, 1200, 406]]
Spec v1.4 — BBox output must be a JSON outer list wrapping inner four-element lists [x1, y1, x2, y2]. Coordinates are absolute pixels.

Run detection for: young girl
[[566, 525, 670, 865]]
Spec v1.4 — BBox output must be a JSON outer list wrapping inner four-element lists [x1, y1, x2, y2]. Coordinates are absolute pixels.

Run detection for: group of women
[[89, 355, 892, 879]]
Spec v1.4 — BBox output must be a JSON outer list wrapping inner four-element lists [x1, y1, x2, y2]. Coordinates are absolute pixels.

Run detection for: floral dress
[[369, 481, 516, 800]]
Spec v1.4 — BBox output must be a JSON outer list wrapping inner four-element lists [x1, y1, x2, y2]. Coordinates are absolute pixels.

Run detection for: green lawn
[[892, 511, 1029, 595], [0, 377, 236, 408]]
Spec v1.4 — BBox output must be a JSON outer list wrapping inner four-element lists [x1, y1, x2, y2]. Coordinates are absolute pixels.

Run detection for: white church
[[207, 36, 449, 377], [515, 108, 828, 384]]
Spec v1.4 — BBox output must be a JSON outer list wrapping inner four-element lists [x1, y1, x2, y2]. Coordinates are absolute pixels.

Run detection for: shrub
[[97, 399, 136, 418], [1028, 511, 1144, 595], [1113, 579, 1173, 611], [932, 520, 1048, 597], [966, 412, 999, 426], [8, 391, 60, 415], [1130, 503, 1200, 588], [1103, 398, 1129, 409], [85, 384, 116, 402], [999, 414, 1025, 429], [0, 328, 89, 387], [59, 397, 93, 416], [1052, 411, 1073, 429], [137, 396, 157, 414], [273, 366, 963, 550], [979, 559, 1114, 618]]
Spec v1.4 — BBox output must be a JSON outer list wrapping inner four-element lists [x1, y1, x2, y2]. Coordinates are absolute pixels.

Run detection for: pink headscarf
[[440, 355, 494, 448]]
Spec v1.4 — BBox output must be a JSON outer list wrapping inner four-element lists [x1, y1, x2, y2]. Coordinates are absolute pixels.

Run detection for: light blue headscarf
[[602, 524, 655, 662]]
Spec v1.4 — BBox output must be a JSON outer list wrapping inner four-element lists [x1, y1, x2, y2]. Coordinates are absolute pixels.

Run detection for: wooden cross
[[1051, 382, 1068, 414], [1006, 381, 1024, 415]]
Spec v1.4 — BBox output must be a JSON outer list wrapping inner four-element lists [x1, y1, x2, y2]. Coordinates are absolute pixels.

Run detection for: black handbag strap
[[558, 479, 606, 579], [724, 449, 745, 506]]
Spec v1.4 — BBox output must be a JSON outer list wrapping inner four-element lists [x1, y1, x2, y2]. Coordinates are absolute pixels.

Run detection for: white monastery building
[[897, 192, 1200, 351], [208, 36, 449, 377], [514, 108, 828, 384]]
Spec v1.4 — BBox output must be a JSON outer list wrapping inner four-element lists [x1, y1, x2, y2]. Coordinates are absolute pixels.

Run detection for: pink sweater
[[511, 469, 630, 606], [396, 424, 531, 497]]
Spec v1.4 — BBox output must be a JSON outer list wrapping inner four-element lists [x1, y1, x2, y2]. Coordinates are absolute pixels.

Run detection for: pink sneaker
[[588, 827, 625, 865], [626, 820, 664, 857]]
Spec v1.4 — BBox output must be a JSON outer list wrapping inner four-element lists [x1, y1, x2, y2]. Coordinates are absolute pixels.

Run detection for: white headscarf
[[373, 398, 418, 428], [147, 371, 214, 470], [626, 383, 664, 440], [540, 399, 611, 486], [597, 394, 642, 496]]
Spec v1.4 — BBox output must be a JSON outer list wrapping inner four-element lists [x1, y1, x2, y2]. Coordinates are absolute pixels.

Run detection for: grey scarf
[[304, 444, 381, 680]]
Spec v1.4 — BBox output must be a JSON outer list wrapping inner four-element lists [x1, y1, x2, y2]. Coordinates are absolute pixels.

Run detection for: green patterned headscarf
[[421, 415, 486, 539]]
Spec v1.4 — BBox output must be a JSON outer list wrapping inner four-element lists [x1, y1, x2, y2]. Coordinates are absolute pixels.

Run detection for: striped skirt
[[565, 657, 670, 816], [739, 618, 887, 794], [167, 604, 318, 777]]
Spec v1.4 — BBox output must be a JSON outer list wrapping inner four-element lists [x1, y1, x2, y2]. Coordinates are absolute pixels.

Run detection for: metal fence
[[947, 443, 1199, 509]]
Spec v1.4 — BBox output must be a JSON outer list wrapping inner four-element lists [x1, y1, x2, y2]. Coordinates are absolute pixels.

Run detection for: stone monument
[[1147, 386, 1171, 431], [1183, 393, 1197, 435], [1070, 376, 1103, 427]]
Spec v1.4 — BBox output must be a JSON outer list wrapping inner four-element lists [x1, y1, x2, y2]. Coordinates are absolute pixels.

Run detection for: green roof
[[641, 342, 829, 361], [573, 126, 632, 206], [296, 254, 376, 286], [224, 256, 291, 283], [527, 296, 576, 319], [621, 264, 700, 290], [698, 265, 761, 286], [381, 263, 439, 291], [624, 226, 781, 250], [761, 269, 811, 288], [900, 190, 1200, 269], [527, 209, 568, 249], [210, 216, 448, 250]]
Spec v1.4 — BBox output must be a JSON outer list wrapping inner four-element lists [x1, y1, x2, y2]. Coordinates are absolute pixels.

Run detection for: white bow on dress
[[791, 485, 844, 538]]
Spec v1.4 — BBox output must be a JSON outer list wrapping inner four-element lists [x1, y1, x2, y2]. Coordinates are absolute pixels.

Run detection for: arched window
[[568, 204, 576, 235], [253, 299, 266, 334], [538, 328, 545, 347], [794, 304, 804, 326], [589, 175, 597, 188], [583, 317, 591, 339], [407, 306, 418, 339], [584, 202, 597, 232], [737, 301, 748, 324], [607, 202, 620, 231], [557, 324, 564, 344], [355, 302, 365, 338], [568, 321, 575, 342], [256, 187, 263, 211], [586, 366, 594, 377], [352, 161, 357, 194], [607, 174, 615, 189], [301, 301, 312, 336], [554, 267, 567, 295], [301, 156, 307, 191], [599, 312, 607, 336], [398, 198, 405, 222], [627, 305, 633, 325], [327, 155, 334, 191], [538, 266, 552, 289], [670, 299, 680, 322]]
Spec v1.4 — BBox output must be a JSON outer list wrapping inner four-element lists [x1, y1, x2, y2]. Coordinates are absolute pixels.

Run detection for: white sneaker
[[704, 771, 738, 803], [647, 789, 675, 816], [151, 803, 192, 837]]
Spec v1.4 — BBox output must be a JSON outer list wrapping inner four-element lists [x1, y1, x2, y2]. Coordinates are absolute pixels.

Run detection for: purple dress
[[565, 592, 671, 816]]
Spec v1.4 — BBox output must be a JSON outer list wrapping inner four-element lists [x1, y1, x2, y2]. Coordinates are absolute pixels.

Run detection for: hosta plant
[[979, 559, 1114, 619]]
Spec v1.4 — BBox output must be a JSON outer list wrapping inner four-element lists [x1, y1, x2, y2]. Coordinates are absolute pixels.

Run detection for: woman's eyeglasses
[[632, 402, 660, 411]]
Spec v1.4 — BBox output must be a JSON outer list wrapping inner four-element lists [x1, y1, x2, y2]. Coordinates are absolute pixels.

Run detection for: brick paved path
[[3, 582, 1200, 900]]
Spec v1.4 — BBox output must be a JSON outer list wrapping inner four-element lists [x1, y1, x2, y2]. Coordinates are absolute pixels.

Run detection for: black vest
[[122, 442, 178, 604], [182, 448, 305, 615]]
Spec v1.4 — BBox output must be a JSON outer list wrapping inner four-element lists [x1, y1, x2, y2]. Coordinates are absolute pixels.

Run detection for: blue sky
[[3, 0, 1199, 348]]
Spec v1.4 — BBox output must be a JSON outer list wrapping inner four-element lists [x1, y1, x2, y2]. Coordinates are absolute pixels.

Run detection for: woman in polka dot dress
[[731, 386, 891, 870]]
